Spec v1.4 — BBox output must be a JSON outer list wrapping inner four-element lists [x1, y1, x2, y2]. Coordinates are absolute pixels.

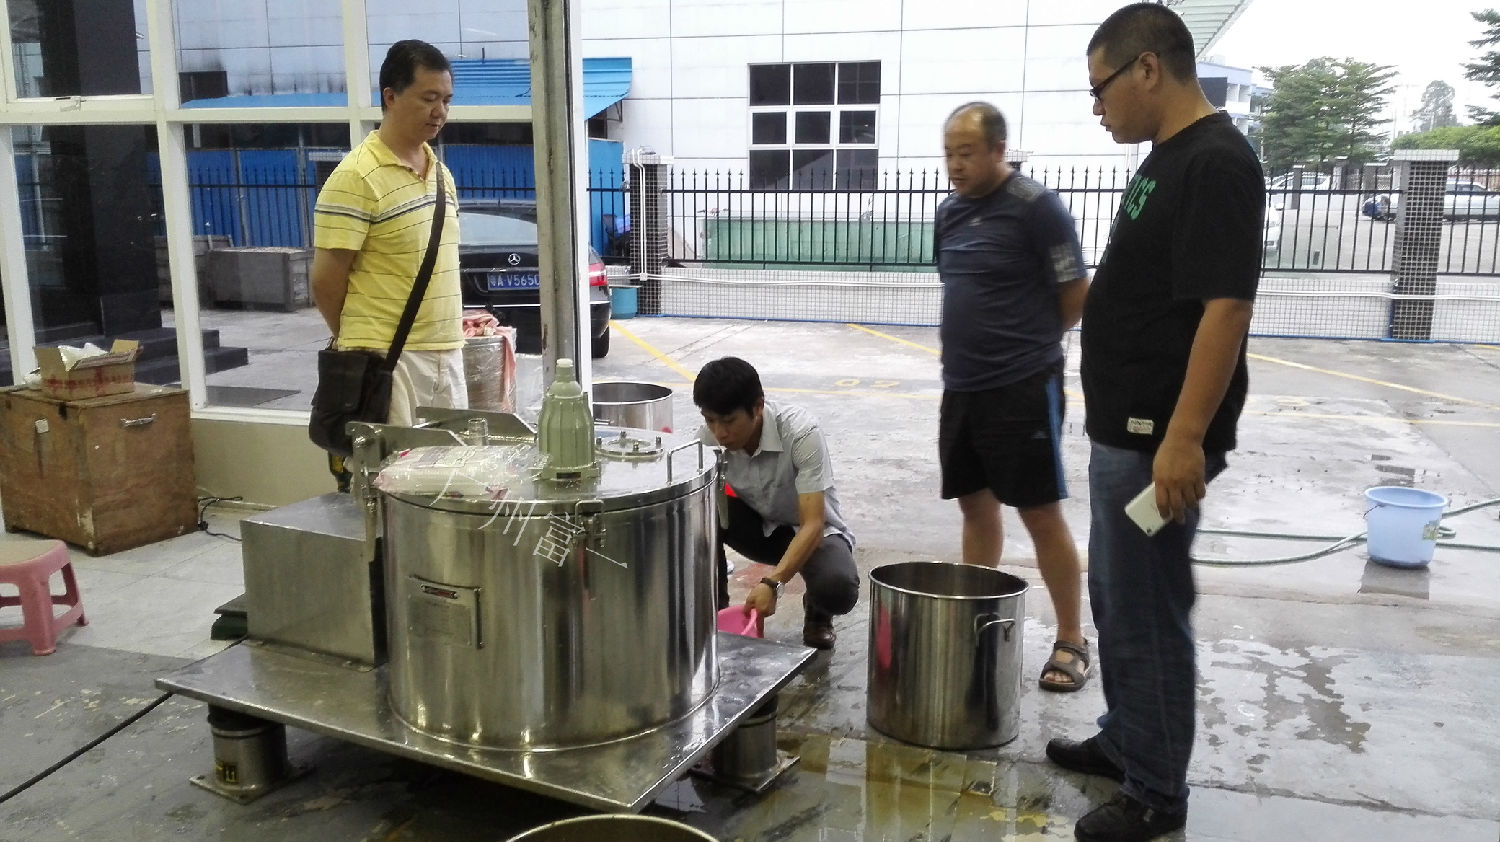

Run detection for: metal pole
[[527, 0, 588, 385]]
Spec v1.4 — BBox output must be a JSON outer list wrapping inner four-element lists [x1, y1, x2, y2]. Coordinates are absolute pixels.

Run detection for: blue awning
[[182, 57, 632, 117], [451, 56, 632, 117]]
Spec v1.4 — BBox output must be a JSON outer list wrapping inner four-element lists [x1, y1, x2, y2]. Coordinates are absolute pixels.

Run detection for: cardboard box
[[35, 340, 140, 400]]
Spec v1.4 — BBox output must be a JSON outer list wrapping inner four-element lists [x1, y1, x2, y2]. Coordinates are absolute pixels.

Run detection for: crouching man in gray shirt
[[695, 356, 860, 650]]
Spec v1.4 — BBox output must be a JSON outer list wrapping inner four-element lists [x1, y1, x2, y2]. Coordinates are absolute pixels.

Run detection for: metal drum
[[592, 382, 673, 432], [379, 431, 719, 749], [463, 333, 515, 412], [866, 561, 1027, 749], [507, 814, 717, 842]]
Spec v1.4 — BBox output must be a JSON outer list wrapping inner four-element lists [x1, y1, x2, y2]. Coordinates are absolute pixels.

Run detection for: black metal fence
[[661, 164, 1500, 276], [67, 162, 1500, 277]]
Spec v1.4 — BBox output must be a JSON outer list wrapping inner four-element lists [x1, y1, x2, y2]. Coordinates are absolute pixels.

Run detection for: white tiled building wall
[[580, 0, 1138, 171], [168, 0, 1147, 171]]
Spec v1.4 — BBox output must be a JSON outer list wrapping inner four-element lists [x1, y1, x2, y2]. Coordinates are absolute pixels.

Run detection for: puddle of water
[[688, 734, 1087, 842]]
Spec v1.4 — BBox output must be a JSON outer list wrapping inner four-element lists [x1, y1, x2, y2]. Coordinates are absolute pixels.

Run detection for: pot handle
[[974, 614, 1016, 643], [666, 439, 706, 481], [711, 446, 729, 529]]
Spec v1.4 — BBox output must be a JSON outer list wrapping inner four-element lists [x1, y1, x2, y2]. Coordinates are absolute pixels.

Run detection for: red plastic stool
[[0, 540, 88, 655]]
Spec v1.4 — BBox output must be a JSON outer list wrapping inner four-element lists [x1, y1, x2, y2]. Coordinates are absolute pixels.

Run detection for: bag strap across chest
[[382, 168, 448, 370]]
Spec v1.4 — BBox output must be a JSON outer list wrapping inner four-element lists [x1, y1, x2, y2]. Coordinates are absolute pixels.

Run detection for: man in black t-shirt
[[935, 102, 1092, 694], [1044, 5, 1263, 842]]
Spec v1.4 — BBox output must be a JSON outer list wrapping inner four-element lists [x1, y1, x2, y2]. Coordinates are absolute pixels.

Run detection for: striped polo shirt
[[313, 131, 463, 351]]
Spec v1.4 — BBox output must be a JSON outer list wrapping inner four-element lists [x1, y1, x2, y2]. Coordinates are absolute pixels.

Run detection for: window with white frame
[[748, 61, 879, 191]]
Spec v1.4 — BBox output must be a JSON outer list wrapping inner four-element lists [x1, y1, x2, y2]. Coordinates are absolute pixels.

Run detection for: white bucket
[[1364, 486, 1447, 568]]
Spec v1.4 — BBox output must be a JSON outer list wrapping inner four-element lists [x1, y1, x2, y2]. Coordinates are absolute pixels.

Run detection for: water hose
[[1192, 497, 1500, 567]]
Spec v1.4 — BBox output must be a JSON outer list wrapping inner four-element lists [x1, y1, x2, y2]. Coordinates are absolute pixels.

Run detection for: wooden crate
[[0, 385, 198, 555]]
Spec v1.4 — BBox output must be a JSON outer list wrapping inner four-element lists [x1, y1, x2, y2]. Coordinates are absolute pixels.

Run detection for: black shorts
[[939, 363, 1068, 508]]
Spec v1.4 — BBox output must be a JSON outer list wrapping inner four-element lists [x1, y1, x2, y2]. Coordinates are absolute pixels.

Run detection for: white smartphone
[[1125, 483, 1168, 536]]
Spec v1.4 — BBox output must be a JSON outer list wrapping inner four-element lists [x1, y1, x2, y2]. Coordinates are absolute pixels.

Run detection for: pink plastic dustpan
[[716, 606, 763, 638]]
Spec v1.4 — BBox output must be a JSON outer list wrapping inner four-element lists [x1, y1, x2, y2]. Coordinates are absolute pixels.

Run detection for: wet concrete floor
[[2, 319, 1497, 841]]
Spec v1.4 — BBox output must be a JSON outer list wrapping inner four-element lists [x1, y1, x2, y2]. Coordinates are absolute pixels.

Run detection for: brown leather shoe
[[802, 618, 836, 650]]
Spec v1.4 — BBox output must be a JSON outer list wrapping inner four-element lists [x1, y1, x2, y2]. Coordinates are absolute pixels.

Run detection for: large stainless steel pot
[[592, 381, 673, 432], [866, 561, 1027, 749], [379, 432, 719, 749]]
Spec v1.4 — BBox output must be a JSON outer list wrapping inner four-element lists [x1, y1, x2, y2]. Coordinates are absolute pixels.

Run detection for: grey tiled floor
[[2, 321, 1498, 841], [1, 510, 245, 663]]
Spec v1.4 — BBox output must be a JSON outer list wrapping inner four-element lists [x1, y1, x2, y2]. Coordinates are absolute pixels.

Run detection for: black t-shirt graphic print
[[1080, 112, 1264, 454]]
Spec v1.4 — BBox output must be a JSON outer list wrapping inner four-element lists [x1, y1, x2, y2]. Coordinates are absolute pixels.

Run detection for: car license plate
[[487, 272, 539, 291]]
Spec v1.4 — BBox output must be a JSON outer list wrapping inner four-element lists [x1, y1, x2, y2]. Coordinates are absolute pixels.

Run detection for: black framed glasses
[[1089, 53, 1143, 101]]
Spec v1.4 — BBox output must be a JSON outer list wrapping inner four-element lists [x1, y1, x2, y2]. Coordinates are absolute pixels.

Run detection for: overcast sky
[[1210, 0, 1498, 127]]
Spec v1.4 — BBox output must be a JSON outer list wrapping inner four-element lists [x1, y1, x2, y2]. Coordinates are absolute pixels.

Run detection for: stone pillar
[[40, 126, 159, 337], [1288, 163, 1306, 211], [36, 0, 140, 96], [1388, 149, 1459, 340], [625, 148, 671, 315]]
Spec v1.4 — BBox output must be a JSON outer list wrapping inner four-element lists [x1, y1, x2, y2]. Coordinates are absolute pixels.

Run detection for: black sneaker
[[1075, 792, 1186, 842], [1046, 735, 1125, 782]]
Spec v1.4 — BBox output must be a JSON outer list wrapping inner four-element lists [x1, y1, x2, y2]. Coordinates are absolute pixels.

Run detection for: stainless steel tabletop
[[156, 633, 813, 812]]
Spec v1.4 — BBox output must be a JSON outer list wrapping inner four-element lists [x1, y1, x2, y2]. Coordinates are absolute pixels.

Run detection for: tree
[[1258, 58, 1397, 171], [1391, 124, 1500, 167], [1464, 9, 1500, 124], [1411, 81, 1457, 133]]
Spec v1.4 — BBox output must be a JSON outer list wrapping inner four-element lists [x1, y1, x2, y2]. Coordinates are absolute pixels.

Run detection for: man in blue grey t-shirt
[[936, 102, 1092, 693]]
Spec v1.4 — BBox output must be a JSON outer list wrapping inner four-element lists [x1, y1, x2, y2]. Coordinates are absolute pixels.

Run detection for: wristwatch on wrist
[[760, 576, 784, 598]]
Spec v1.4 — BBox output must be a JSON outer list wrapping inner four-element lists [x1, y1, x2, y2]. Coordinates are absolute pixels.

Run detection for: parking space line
[[1244, 409, 1500, 429], [848, 323, 939, 354], [849, 322, 1086, 402], [615, 321, 1498, 423], [609, 320, 699, 382], [770, 385, 938, 400], [1248, 351, 1500, 411], [853, 325, 1499, 412]]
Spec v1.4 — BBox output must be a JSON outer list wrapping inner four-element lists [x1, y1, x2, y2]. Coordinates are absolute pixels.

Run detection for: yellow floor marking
[[848, 323, 1084, 400], [614, 323, 1498, 428], [1248, 351, 1500, 411], [852, 325, 1498, 412], [609, 320, 698, 382], [1245, 409, 1500, 429], [848, 322, 940, 355]]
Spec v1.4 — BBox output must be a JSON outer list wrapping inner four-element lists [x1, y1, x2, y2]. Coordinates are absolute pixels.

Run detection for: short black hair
[[946, 101, 1007, 148], [378, 39, 451, 110], [1087, 3, 1197, 83], [693, 357, 764, 416]]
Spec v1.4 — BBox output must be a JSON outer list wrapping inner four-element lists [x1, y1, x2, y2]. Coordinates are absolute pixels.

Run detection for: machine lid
[[596, 429, 665, 460], [374, 428, 716, 515]]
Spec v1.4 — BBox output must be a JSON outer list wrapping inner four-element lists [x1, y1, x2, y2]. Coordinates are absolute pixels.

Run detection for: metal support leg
[[190, 705, 311, 803], [693, 695, 799, 793]]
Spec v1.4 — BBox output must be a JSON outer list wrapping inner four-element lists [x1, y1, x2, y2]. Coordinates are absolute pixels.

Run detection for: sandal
[[1039, 639, 1091, 693]]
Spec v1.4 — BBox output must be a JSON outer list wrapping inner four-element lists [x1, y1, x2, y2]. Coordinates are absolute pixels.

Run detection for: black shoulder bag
[[308, 170, 448, 457]]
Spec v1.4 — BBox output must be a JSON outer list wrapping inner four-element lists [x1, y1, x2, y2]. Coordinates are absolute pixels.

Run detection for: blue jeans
[[1087, 442, 1226, 814]]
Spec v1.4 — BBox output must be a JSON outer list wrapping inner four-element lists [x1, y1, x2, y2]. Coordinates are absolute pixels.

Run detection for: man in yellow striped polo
[[312, 39, 466, 428]]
